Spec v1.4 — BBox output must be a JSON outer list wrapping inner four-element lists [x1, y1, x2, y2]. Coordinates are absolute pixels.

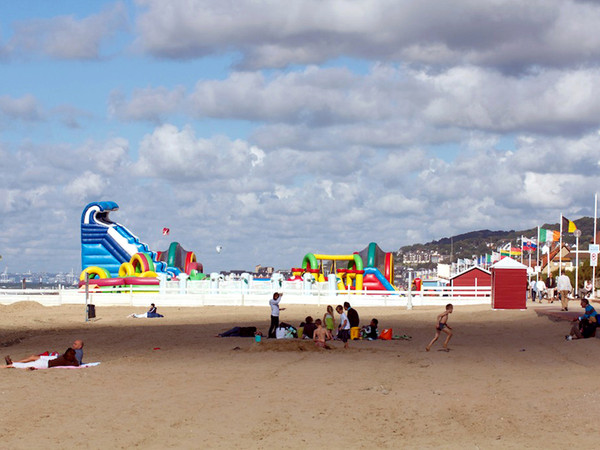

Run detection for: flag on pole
[[539, 228, 560, 242], [523, 238, 537, 251], [562, 216, 577, 233], [162, 227, 170, 235], [500, 246, 522, 257]]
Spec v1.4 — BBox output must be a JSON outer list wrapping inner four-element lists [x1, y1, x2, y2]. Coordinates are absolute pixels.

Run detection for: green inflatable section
[[167, 242, 179, 268], [346, 254, 364, 271], [189, 270, 206, 281], [367, 242, 377, 268], [301, 253, 318, 270]]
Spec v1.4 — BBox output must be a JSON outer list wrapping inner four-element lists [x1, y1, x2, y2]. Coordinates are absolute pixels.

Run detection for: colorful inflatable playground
[[291, 242, 396, 291], [79, 201, 205, 288]]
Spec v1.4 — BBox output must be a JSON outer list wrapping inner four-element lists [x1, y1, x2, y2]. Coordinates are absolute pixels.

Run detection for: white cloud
[[7, 3, 127, 60], [0, 94, 43, 121], [63, 171, 106, 203], [133, 124, 266, 181], [135, 0, 600, 71]]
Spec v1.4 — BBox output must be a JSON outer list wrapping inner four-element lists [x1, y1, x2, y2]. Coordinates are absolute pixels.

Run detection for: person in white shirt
[[556, 274, 572, 311], [336, 304, 351, 349], [535, 279, 546, 302], [268, 293, 285, 338]]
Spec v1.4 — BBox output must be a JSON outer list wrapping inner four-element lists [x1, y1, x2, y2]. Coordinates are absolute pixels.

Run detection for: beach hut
[[450, 266, 491, 297], [491, 257, 528, 309]]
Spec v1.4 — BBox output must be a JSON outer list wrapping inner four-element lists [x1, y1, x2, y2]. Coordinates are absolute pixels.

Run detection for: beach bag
[[379, 328, 392, 340], [275, 326, 288, 339]]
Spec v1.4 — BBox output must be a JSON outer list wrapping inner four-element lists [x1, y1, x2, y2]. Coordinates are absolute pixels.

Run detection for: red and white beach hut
[[491, 257, 528, 309], [450, 266, 491, 297]]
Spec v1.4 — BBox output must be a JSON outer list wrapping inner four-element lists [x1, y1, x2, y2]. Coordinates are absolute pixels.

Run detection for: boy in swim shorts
[[313, 319, 330, 349], [426, 304, 453, 352]]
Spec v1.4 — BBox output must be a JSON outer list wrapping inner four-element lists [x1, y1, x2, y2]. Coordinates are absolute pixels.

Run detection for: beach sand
[[0, 301, 598, 449]]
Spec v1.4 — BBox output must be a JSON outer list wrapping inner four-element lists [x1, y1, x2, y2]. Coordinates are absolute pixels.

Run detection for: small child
[[323, 305, 336, 340], [336, 304, 350, 349], [426, 303, 453, 352], [362, 318, 378, 340], [313, 319, 330, 349]]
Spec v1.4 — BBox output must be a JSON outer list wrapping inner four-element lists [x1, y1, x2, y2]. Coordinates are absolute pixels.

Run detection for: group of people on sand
[[267, 292, 454, 351], [298, 303, 373, 349], [2, 339, 84, 370]]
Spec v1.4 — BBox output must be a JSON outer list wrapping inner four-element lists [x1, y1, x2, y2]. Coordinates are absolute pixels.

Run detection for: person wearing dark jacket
[[344, 302, 360, 328]]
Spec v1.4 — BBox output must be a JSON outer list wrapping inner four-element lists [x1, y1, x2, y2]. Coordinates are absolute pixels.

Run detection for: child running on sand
[[426, 304, 453, 352]]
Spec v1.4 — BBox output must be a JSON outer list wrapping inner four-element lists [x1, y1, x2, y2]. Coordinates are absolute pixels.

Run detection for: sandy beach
[[0, 300, 598, 449]]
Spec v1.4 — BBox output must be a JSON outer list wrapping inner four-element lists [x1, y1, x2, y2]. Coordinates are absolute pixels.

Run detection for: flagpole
[[559, 213, 563, 276], [520, 235, 524, 264], [594, 193, 597, 298], [536, 226, 540, 282], [575, 232, 580, 297]]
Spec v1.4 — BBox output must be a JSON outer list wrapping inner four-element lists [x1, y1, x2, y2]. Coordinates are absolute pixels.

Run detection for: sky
[[1, 0, 600, 274]]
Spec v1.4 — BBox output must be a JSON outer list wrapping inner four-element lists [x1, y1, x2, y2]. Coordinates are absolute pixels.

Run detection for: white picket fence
[[0, 280, 491, 308]]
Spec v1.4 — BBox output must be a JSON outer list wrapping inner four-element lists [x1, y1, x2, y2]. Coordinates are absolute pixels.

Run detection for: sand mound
[[246, 339, 335, 352], [0, 301, 47, 311]]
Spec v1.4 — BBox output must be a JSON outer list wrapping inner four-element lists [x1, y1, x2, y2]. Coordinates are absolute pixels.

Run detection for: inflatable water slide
[[291, 242, 396, 291], [80, 201, 204, 287]]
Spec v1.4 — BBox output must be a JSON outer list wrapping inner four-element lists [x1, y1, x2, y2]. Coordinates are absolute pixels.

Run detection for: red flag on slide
[[162, 227, 170, 235]]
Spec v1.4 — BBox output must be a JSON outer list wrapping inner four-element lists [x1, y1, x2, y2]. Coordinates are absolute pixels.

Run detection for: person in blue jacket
[[566, 298, 597, 340]]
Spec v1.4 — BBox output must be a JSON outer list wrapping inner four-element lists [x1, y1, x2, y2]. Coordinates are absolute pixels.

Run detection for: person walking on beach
[[268, 292, 285, 339], [535, 279, 546, 302], [426, 304, 453, 352], [529, 279, 537, 302], [545, 275, 556, 303], [557, 273, 572, 311]]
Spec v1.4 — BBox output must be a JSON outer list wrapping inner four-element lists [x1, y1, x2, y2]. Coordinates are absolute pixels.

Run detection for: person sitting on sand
[[216, 326, 261, 337], [565, 298, 598, 340], [313, 319, 330, 349], [302, 316, 317, 339], [3, 348, 80, 370], [426, 304, 453, 352], [5, 339, 84, 366], [128, 303, 164, 318], [362, 318, 379, 340]]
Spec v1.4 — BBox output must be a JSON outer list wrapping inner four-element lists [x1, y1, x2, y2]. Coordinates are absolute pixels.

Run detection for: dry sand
[[0, 300, 598, 449]]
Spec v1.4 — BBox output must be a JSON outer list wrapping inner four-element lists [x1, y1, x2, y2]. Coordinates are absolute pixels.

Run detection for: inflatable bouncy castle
[[291, 242, 395, 291], [79, 201, 205, 288]]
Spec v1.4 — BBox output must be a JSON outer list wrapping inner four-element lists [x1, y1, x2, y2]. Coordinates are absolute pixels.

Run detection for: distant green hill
[[398, 217, 596, 267]]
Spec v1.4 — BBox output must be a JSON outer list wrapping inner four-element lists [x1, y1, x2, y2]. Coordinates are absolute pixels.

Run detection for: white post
[[407, 269, 413, 310], [179, 273, 189, 295], [158, 273, 167, 296], [536, 226, 540, 282], [85, 272, 89, 322]]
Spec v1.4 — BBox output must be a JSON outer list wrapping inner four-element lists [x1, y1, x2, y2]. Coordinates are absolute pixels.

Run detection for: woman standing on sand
[[323, 305, 335, 339]]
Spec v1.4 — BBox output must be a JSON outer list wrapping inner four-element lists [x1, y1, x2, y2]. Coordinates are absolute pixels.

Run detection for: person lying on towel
[[2, 348, 80, 370]]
